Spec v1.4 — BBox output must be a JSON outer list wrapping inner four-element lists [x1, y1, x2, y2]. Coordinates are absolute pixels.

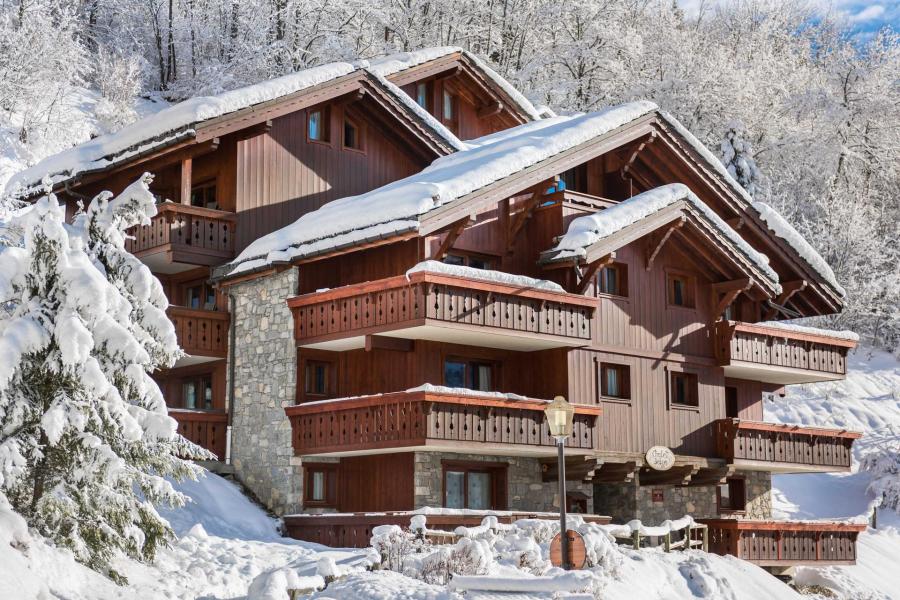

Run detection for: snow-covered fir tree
[[719, 120, 762, 198], [0, 174, 211, 582]]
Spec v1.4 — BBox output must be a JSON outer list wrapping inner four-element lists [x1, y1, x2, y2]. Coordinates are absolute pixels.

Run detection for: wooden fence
[[167, 306, 230, 358], [170, 409, 227, 459]]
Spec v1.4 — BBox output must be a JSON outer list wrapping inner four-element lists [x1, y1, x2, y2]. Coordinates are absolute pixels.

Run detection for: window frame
[[596, 262, 629, 298], [599, 362, 631, 402], [668, 368, 700, 410], [442, 251, 498, 270], [297, 353, 337, 403], [441, 460, 508, 510], [341, 112, 365, 154], [415, 80, 433, 112], [189, 179, 219, 210], [716, 476, 747, 514], [182, 279, 218, 311], [441, 88, 459, 133], [304, 463, 338, 507], [306, 105, 332, 145], [666, 269, 696, 309], [443, 357, 498, 393], [180, 374, 214, 411]]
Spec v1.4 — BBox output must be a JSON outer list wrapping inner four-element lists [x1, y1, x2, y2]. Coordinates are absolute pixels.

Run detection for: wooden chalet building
[[9, 47, 866, 568]]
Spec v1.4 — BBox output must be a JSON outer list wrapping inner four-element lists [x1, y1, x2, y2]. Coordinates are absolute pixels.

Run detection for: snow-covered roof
[[7, 47, 543, 196], [224, 101, 658, 276], [542, 183, 781, 290]]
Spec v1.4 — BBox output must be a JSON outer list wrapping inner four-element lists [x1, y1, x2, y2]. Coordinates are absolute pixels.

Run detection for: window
[[442, 461, 507, 510], [667, 272, 695, 308], [717, 477, 746, 513], [304, 464, 337, 507], [343, 116, 363, 151], [597, 263, 628, 297], [725, 386, 739, 419], [307, 106, 330, 142], [670, 371, 699, 407], [415, 81, 432, 110], [182, 375, 213, 410], [443, 252, 496, 270], [442, 89, 458, 132], [444, 359, 494, 392], [600, 363, 630, 400], [304, 360, 330, 397], [185, 282, 217, 310], [190, 181, 218, 210]]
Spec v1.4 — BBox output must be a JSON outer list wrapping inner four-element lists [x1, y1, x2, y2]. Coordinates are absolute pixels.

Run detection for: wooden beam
[[180, 157, 192, 205], [764, 280, 808, 320], [477, 101, 504, 119], [507, 180, 555, 253], [576, 253, 615, 295], [365, 335, 413, 352], [645, 217, 685, 271], [726, 217, 744, 230], [591, 461, 639, 484], [234, 119, 273, 141], [433, 214, 475, 260], [540, 456, 599, 482], [711, 278, 752, 323], [638, 465, 699, 486], [687, 466, 735, 487], [620, 132, 657, 182]]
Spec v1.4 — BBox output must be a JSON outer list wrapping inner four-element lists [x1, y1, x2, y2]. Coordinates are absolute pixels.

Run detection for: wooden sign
[[646, 446, 675, 471], [549, 529, 587, 570]]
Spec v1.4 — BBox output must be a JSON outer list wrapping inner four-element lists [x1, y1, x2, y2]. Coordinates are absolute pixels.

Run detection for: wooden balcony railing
[[700, 519, 866, 566], [284, 390, 602, 456], [167, 307, 229, 358], [714, 321, 856, 384], [125, 203, 236, 267], [715, 419, 861, 472], [287, 271, 596, 351], [170, 409, 227, 459]]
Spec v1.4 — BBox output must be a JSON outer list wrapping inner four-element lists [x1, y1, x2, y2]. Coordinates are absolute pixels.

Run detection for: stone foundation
[[229, 268, 302, 515], [413, 452, 594, 513], [594, 470, 771, 523]]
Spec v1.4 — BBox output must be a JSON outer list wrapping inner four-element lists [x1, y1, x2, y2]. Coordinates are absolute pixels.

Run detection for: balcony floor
[[723, 361, 847, 385]]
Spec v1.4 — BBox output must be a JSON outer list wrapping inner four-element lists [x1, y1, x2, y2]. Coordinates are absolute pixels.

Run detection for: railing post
[[702, 525, 708, 552], [632, 530, 641, 550], [664, 532, 671, 552]]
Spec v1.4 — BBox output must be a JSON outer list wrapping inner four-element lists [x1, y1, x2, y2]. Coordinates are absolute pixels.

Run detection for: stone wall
[[229, 268, 302, 515], [594, 470, 771, 523], [414, 452, 594, 513]]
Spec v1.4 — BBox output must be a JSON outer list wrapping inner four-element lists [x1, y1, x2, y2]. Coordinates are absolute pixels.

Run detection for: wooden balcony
[[125, 203, 236, 273], [715, 419, 861, 473], [714, 321, 856, 384], [170, 409, 227, 459], [701, 519, 866, 566], [284, 389, 601, 457], [167, 307, 229, 360], [287, 271, 596, 352]]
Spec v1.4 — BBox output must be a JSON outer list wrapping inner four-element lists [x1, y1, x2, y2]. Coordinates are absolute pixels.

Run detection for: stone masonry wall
[[229, 268, 302, 515], [414, 452, 594, 513], [594, 470, 771, 523]]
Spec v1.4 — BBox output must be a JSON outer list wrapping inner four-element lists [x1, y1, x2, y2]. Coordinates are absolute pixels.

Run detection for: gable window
[[667, 272, 695, 308], [443, 461, 507, 510], [343, 117, 363, 151], [182, 375, 213, 410], [443, 252, 496, 270], [717, 477, 746, 513], [304, 464, 337, 507], [597, 263, 628, 297], [442, 89, 458, 132], [444, 358, 494, 392], [416, 81, 432, 110], [670, 371, 699, 407], [190, 181, 218, 210], [308, 106, 330, 142], [600, 363, 630, 400], [304, 360, 331, 397]]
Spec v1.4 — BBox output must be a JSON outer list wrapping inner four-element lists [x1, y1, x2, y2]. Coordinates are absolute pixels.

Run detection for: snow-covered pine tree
[[719, 119, 763, 198], [0, 174, 212, 582]]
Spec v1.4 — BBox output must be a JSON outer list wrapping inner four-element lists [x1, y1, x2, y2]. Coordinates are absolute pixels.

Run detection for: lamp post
[[544, 395, 575, 570]]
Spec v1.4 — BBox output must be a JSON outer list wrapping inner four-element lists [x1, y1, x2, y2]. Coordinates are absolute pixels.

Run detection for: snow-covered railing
[[607, 516, 708, 553]]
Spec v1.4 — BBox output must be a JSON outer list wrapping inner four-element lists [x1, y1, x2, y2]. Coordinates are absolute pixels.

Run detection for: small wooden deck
[[287, 270, 596, 352], [283, 511, 611, 548], [167, 307, 230, 358], [125, 203, 236, 270], [285, 390, 601, 456], [701, 519, 866, 566], [170, 409, 228, 458], [714, 419, 860, 472], [714, 321, 855, 384]]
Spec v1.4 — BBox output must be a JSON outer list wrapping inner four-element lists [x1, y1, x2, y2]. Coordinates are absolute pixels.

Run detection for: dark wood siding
[[337, 453, 415, 512]]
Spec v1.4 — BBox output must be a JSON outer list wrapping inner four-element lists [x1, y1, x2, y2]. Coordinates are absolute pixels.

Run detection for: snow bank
[[545, 183, 780, 289], [450, 571, 593, 592], [753, 201, 846, 298], [227, 101, 657, 275], [406, 260, 565, 292], [247, 569, 324, 600], [754, 320, 859, 342]]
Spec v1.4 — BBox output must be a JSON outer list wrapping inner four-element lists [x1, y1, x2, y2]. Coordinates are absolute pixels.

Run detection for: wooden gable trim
[[711, 278, 752, 323], [763, 279, 808, 320], [506, 179, 556, 253], [645, 216, 685, 271]]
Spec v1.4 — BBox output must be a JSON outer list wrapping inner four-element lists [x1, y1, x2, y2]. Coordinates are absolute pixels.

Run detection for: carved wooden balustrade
[[284, 390, 602, 456], [287, 271, 596, 351], [701, 519, 866, 566], [714, 419, 860, 472], [714, 321, 856, 384], [125, 203, 236, 266], [167, 306, 230, 358], [169, 409, 227, 459]]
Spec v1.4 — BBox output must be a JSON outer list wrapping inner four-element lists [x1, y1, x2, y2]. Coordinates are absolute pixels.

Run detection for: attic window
[[667, 272, 695, 308], [597, 263, 628, 297], [416, 81, 432, 110], [308, 106, 330, 142], [442, 89, 458, 132], [343, 117, 362, 151]]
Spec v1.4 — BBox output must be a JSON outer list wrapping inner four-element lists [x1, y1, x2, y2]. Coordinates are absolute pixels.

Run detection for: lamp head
[[544, 395, 575, 439]]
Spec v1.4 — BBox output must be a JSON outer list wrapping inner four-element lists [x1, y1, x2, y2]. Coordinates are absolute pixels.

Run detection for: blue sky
[[678, 0, 899, 43]]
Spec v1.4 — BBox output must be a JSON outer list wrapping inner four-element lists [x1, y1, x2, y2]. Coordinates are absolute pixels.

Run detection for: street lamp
[[544, 395, 575, 569]]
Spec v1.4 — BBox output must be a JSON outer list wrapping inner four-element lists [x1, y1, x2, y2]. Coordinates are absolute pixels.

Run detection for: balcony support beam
[[433, 214, 475, 261], [576, 253, 615, 295], [764, 279, 808, 320], [180, 157, 193, 205], [645, 216, 685, 271], [507, 178, 557, 253], [711, 278, 752, 323]]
